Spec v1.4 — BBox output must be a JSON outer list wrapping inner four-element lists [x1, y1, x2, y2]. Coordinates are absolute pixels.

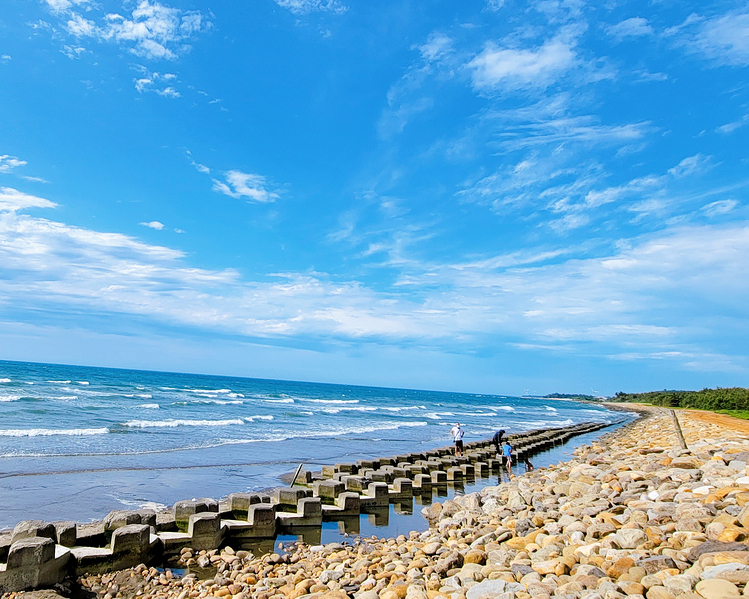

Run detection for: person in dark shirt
[[492, 429, 505, 456]]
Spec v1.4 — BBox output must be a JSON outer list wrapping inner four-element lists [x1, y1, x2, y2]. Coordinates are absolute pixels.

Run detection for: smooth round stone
[[695, 579, 741, 599]]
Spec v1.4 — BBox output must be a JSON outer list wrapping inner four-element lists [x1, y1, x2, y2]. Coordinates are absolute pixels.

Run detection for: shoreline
[[40, 402, 749, 599]]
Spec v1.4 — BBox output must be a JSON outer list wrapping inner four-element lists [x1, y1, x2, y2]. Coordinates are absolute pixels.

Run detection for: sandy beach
[[8, 403, 748, 599]]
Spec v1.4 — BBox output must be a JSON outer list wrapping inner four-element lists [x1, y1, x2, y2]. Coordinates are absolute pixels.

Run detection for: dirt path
[[682, 408, 749, 434]]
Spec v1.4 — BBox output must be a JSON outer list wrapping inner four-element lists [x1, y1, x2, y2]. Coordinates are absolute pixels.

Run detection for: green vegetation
[[544, 393, 598, 400], [716, 410, 749, 420], [613, 387, 749, 411]]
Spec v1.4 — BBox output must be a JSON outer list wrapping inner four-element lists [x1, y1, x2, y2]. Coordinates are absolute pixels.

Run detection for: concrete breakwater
[[0, 421, 610, 593]]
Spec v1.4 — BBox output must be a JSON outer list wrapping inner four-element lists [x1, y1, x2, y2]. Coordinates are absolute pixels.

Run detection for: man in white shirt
[[450, 423, 464, 456]]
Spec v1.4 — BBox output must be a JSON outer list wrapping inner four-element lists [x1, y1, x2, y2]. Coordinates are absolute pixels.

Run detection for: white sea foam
[[0, 378, 11, 383], [54, 395, 78, 400], [191, 388, 232, 395], [305, 399, 360, 404], [321, 406, 377, 414], [0, 428, 108, 437], [0, 395, 20, 402], [138, 404, 160, 409], [244, 415, 274, 422], [123, 419, 244, 428], [48, 380, 71, 384], [194, 399, 244, 405], [264, 398, 294, 403], [220, 420, 429, 445], [545, 406, 557, 412], [380, 406, 423, 412], [77, 381, 90, 385], [493, 406, 515, 412], [137, 394, 153, 399]]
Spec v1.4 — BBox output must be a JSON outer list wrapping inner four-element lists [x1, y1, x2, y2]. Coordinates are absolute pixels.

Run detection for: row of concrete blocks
[[0, 421, 608, 593], [319, 421, 607, 481]]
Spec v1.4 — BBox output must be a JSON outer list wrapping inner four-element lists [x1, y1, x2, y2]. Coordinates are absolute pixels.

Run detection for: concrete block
[[246, 504, 276, 536], [111, 524, 150, 555], [321, 465, 336, 479], [447, 466, 464, 481], [52, 521, 77, 547], [361, 482, 390, 508], [173, 498, 216, 532], [391, 478, 413, 498], [11, 521, 56, 545], [335, 463, 357, 474], [460, 464, 475, 477], [135, 509, 156, 528], [277, 497, 322, 527], [357, 459, 380, 470], [342, 475, 367, 493], [313, 480, 344, 503], [7, 537, 55, 568], [271, 487, 309, 509], [431, 470, 448, 485], [187, 512, 223, 551], [413, 474, 432, 492], [103, 510, 141, 538], [228, 492, 252, 516]]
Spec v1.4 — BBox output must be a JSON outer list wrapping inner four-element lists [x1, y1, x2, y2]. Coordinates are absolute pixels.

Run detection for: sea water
[[0, 360, 628, 530]]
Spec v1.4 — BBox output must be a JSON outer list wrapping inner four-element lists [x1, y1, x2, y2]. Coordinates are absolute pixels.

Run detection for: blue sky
[[1, 0, 748, 396]]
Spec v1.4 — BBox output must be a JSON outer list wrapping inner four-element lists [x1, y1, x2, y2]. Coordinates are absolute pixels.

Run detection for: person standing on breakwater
[[492, 429, 506, 457], [450, 423, 464, 456], [502, 440, 513, 471]]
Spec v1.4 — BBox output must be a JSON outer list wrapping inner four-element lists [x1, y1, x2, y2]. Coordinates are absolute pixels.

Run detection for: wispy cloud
[[1, 191, 748, 373], [0, 188, 57, 212], [717, 114, 749, 134], [668, 153, 712, 178], [606, 17, 653, 40], [669, 9, 749, 67], [274, 0, 348, 15], [701, 199, 738, 217], [212, 171, 280, 203]]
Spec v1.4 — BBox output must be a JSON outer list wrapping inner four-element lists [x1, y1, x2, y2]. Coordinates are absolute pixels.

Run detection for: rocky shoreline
[[8, 404, 749, 599]]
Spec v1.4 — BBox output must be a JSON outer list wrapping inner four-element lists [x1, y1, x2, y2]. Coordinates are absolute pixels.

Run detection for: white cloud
[[133, 69, 180, 97], [468, 36, 577, 91], [717, 114, 749, 134], [45, 0, 90, 13], [212, 171, 280, 203], [66, 14, 96, 37], [0, 188, 57, 212], [668, 153, 712, 178], [1, 192, 748, 371], [48, 0, 210, 62], [274, 0, 348, 15], [701, 199, 738, 217], [0, 156, 27, 173], [1, 55, 11, 63], [673, 10, 749, 67], [419, 32, 453, 63], [607, 17, 653, 40], [140, 221, 165, 230]]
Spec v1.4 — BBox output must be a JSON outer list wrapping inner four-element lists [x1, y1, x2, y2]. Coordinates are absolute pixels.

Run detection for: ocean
[[0, 360, 627, 533]]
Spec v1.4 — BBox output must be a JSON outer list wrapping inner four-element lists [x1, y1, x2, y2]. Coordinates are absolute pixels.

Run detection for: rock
[[646, 587, 675, 599], [614, 529, 648, 549], [638, 556, 678, 575], [694, 579, 740, 599], [466, 579, 507, 599], [700, 564, 749, 584]]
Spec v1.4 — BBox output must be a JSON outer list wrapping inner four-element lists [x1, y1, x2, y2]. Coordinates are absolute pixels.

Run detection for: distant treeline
[[544, 393, 598, 400], [613, 387, 749, 411]]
